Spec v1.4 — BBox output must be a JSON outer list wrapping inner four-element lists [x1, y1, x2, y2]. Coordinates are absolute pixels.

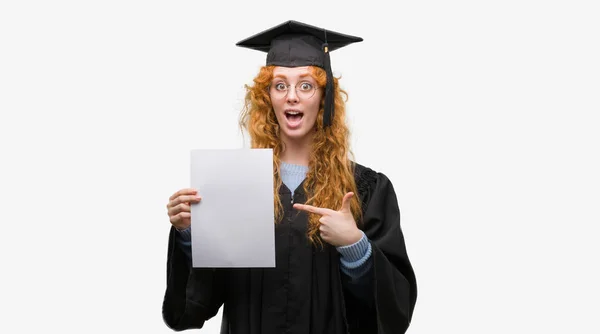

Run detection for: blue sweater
[[176, 161, 373, 281]]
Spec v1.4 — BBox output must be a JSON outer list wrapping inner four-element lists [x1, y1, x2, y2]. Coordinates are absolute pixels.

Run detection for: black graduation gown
[[162, 163, 417, 333]]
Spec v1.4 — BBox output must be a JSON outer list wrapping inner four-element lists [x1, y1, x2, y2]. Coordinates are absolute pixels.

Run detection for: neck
[[280, 133, 312, 166]]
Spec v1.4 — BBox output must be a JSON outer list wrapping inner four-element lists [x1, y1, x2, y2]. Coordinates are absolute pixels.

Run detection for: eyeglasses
[[269, 81, 318, 100]]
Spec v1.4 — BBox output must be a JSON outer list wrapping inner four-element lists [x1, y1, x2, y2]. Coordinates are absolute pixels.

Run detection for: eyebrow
[[272, 73, 313, 80]]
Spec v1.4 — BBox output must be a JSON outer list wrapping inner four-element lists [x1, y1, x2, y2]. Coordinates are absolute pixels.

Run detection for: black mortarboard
[[236, 20, 363, 127]]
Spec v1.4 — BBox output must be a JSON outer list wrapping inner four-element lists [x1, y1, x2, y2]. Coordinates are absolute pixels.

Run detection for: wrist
[[337, 230, 369, 261], [175, 224, 190, 232], [351, 228, 363, 245], [341, 228, 363, 247]]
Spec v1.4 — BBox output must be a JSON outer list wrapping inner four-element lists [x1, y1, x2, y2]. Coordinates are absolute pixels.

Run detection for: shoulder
[[352, 162, 378, 195], [352, 162, 395, 202]]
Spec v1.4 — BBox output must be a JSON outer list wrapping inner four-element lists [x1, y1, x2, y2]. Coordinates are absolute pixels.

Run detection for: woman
[[162, 20, 417, 334]]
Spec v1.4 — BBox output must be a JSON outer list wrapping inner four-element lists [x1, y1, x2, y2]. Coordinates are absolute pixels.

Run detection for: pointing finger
[[293, 203, 333, 216]]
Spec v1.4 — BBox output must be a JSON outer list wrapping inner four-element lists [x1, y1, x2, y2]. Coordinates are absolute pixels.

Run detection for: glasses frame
[[267, 82, 319, 100]]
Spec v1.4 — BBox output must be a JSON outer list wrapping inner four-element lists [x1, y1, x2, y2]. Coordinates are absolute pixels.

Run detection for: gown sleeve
[[162, 226, 226, 331], [347, 167, 418, 333]]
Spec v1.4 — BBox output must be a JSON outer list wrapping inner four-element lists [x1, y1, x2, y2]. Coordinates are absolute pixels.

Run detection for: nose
[[286, 87, 299, 104]]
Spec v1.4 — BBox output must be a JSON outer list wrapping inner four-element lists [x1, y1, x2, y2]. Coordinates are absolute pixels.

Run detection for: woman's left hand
[[293, 192, 363, 247]]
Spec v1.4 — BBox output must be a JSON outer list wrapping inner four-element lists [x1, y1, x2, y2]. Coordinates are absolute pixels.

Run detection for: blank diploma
[[190, 148, 275, 268]]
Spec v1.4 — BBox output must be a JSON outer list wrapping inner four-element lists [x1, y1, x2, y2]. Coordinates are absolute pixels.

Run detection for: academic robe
[[162, 163, 417, 333]]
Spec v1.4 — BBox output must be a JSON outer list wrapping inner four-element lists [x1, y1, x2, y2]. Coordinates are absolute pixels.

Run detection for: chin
[[279, 123, 317, 142], [281, 128, 311, 140]]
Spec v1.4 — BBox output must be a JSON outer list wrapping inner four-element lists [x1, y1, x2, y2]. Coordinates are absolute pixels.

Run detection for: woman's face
[[270, 66, 322, 144]]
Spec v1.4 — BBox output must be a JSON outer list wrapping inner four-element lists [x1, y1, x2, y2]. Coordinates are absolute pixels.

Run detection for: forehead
[[272, 66, 312, 78]]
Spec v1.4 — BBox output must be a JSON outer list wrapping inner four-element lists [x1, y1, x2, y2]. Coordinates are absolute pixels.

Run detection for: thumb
[[339, 192, 354, 213]]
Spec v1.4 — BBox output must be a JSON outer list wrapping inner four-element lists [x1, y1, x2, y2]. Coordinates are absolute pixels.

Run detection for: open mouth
[[285, 110, 304, 122]]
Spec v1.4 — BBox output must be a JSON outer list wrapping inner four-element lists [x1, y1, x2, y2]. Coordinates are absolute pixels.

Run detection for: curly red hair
[[239, 66, 362, 246]]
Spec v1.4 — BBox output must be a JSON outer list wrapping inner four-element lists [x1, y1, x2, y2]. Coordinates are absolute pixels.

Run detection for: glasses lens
[[298, 87, 316, 99], [270, 85, 287, 99], [269, 84, 317, 99]]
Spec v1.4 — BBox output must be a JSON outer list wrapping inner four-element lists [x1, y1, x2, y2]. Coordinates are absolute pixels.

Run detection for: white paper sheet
[[189, 148, 275, 268]]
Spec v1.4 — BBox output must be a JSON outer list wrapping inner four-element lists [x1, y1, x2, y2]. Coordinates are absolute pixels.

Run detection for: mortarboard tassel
[[322, 43, 334, 128]]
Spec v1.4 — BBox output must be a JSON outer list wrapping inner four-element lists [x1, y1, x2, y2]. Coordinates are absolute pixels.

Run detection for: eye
[[274, 83, 287, 91], [299, 82, 313, 91]]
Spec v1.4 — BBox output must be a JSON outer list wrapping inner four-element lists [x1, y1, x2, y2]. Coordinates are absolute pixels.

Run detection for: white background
[[1, 1, 599, 333]]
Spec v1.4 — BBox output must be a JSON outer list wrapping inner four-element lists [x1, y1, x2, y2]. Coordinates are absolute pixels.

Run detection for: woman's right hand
[[167, 188, 202, 230]]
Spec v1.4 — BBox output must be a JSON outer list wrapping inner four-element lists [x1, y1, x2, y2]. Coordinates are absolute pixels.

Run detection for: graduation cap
[[236, 20, 363, 127]]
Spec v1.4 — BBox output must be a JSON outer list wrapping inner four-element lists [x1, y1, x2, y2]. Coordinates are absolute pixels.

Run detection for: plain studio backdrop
[[1, 1, 598, 333]]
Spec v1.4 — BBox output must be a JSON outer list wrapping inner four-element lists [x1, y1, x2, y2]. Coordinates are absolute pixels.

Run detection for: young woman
[[162, 20, 417, 334]]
